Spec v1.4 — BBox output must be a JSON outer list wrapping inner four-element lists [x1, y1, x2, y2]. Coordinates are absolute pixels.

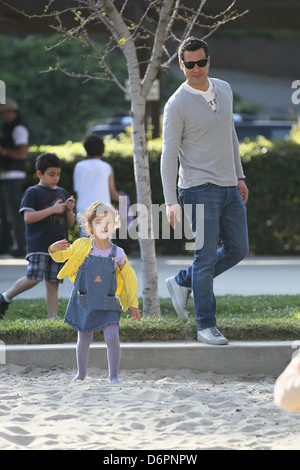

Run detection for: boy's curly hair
[[35, 153, 61, 173]]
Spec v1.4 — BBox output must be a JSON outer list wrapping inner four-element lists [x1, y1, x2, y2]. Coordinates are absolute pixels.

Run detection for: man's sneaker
[[166, 276, 191, 322], [0, 294, 9, 320], [197, 327, 228, 345]]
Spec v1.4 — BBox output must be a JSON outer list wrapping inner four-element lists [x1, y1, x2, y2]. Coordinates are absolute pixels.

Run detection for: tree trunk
[[131, 98, 161, 318]]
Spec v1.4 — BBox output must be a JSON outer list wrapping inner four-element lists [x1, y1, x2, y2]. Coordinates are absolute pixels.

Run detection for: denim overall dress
[[64, 244, 121, 332]]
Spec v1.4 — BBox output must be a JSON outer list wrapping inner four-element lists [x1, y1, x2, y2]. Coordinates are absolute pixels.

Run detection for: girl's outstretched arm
[[49, 239, 71, 253]]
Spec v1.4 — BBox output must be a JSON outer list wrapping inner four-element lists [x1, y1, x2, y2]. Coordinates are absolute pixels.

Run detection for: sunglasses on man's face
[[183, 58, 209, 69]]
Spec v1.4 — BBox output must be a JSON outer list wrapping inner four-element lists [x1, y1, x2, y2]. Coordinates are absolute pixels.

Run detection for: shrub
[[25, 132, 300, 255], [241, 136, 300, 254]]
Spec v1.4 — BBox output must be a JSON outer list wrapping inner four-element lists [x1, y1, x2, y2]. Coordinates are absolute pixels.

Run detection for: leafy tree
[[2, 0, 247, 316], [0, 34, 129, 144]]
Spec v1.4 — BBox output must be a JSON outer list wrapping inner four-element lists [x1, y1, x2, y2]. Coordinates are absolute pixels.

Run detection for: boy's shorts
[[27, 254, 64, 284]]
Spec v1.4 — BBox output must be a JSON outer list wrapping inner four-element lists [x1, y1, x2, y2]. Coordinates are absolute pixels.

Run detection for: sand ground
[[0, 363, 299, 451]]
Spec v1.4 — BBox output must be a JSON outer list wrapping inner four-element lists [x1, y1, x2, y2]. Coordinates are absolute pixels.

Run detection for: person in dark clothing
[[0, 99, 29, 257]]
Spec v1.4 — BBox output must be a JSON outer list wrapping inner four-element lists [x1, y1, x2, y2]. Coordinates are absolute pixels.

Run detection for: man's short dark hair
[[35, 153, 61, 173], [84, 134, 105, 157], [178, 37, 209, 62]]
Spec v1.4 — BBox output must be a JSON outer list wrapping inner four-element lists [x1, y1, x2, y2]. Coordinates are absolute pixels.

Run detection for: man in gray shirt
[[161, 37, 249, 345]]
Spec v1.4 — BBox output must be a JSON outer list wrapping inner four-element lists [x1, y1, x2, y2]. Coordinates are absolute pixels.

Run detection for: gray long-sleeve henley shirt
[[160, 78, 245, 205]]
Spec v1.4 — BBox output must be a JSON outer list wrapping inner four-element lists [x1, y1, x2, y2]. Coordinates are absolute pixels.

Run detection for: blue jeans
[[176, 184, 249, 330]]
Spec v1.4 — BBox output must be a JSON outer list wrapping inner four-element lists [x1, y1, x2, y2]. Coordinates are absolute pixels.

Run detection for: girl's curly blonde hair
[[79, 202, 120, 236]]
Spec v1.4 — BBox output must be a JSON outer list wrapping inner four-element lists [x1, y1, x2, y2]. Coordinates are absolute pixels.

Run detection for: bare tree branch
[[0, 0, 248, 91], [141, 0, 174, 98], [0, 0, 248, 317]]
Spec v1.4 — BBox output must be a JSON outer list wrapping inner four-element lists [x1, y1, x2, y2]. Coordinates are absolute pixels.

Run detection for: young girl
[[49, 202, 140, 384]]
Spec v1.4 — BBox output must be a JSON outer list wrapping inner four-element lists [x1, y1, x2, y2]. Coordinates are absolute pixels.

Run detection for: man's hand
[[237, 180, 249, 204], [166, 203, 181, 229]]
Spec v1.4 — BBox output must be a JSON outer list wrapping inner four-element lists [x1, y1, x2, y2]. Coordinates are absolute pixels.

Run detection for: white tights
[[73, 325, 121, 384]]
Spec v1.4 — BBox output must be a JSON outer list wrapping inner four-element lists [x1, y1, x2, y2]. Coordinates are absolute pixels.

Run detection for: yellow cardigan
[[49, 237, 138, 311]]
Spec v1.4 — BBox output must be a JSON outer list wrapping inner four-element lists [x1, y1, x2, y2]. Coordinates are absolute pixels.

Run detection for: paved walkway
[[1, 255, 299, 299], [212, 68, 296, 119]]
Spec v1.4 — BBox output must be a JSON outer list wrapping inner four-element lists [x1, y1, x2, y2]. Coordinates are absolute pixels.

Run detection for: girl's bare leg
[[45, 281, 59, 318]]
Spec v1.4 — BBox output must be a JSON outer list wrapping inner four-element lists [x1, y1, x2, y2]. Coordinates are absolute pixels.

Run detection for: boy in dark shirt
[[0, 153, 75, 319]]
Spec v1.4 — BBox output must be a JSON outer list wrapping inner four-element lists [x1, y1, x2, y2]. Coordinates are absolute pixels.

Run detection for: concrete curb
[[1, 341, 296, 376]]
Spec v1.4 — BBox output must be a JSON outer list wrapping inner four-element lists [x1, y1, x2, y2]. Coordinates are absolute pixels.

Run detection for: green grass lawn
[[1, 295, 300, 344]]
